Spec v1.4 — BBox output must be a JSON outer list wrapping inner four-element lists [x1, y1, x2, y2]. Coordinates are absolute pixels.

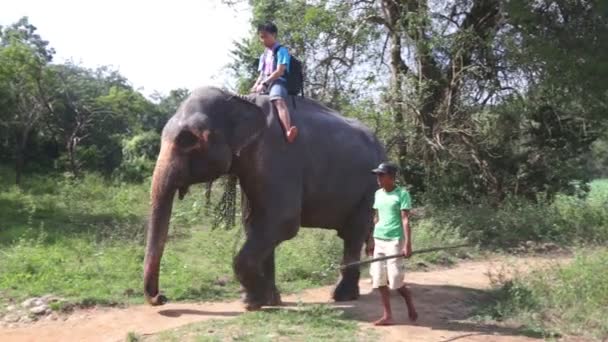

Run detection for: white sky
[[0, 0, 252, 96]]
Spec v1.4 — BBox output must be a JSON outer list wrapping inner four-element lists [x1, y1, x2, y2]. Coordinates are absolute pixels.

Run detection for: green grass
[[426, 179, 608, 247], [0, 167, 470, 309], [0, 168, 345, 307], [2, 165, 603, 315], [477, 248, 608, 340], [142, 304, 374, 342]]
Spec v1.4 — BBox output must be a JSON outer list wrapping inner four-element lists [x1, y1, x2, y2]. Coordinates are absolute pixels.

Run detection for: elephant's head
[[143, 87, 265, 305]]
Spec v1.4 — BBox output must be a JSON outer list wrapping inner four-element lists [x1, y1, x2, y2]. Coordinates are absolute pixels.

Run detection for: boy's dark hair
[[257, 21, 278, 35]]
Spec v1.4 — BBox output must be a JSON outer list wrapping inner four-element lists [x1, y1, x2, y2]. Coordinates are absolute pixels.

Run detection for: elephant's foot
[[244, 301, 263, 311], [266, 287, 283, 306], [145, 293, 168, 306], [332, 280, 360, 302], [241, 290, 267, 311], [242, 286, 282, 310]]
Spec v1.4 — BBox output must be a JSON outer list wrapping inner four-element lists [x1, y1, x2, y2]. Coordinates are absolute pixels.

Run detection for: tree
[[149, 88, 191, 132], [0, 17, 55, 184], [226, 0, 607, 201], [228, 0, 379, 107]]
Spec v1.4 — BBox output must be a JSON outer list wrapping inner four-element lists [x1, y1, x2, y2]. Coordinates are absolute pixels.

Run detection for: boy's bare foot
[[408, 310, 418, 322], [286, 126, 298, 143], [373, 316, 394, 326]]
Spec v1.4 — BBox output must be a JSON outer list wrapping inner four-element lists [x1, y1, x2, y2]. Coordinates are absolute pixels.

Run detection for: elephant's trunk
[[143, 141, 177, 306]]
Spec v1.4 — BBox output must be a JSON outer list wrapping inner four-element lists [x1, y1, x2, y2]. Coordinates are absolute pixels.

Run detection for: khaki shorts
[[370, 238, 405, 290]]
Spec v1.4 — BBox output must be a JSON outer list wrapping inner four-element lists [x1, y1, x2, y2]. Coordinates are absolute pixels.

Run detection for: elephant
[[143, 86, 386, 310]]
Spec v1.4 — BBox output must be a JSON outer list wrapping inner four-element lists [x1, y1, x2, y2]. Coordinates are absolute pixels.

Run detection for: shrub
[[115, 131, 160, 182], [482, 249, 608, 340]]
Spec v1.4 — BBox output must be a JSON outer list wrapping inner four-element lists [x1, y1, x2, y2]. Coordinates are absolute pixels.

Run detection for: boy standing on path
[[367, 162, 418, 326]]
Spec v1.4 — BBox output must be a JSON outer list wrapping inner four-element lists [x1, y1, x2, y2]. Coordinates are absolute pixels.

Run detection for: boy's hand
[[255, 83, 266, 93], [402, 243, 412, 258]]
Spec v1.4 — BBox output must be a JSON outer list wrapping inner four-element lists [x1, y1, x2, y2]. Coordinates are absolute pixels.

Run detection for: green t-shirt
[[373, 186, 412, 240]]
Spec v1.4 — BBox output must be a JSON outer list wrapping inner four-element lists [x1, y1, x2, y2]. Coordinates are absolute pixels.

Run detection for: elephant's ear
[[227, 97, 266, 155]]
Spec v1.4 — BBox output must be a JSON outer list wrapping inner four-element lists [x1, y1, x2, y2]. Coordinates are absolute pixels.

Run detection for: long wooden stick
[[339, 244, 471, 270]]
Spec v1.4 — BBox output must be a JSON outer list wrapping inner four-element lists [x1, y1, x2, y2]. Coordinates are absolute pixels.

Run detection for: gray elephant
[[143, 86, 385, 310]]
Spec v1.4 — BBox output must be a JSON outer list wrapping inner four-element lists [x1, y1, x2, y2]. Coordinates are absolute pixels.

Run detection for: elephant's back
[[251, 95, 384, 161], [293, 97, 384, 161]]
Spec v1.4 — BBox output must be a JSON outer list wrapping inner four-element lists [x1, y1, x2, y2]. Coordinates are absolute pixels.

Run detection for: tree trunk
[[66, 134, 80, 178], [383, 0, 409, 174], [14, 127, 31, 186], [15, 147, 24, 186]]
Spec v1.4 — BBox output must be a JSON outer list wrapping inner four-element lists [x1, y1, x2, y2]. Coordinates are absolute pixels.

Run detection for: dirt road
[[0, 256, 560, 342]]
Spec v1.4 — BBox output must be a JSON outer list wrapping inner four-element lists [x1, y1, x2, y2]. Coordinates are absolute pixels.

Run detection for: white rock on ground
[[2, 314, 20, 323], [30, 305, 49, 315], [21, 298, 39, 309], [19, 316, 34, 323]]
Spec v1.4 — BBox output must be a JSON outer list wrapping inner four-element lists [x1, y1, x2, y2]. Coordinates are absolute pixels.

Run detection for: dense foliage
[[0, 17, 185, 184], [1, 4, 606, 201], [229, 0, 608, 202], [482, 248, 608, 339]]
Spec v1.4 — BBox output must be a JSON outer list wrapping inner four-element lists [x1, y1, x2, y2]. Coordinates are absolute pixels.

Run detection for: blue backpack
[[270, 44, 304, 96]]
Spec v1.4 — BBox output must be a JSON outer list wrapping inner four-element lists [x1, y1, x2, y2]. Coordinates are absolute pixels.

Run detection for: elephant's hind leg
[[332, 204, 372, 301]]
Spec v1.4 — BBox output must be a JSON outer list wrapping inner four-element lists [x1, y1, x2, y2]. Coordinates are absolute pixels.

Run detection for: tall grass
[[480, 249, 608, 340], [0, 168, 347, 306], [1, 165, 605, 309], [425, 179, 608, 247]]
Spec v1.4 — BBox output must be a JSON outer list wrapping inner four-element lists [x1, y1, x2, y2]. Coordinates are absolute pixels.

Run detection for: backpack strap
[[272, 44, 283, 73]]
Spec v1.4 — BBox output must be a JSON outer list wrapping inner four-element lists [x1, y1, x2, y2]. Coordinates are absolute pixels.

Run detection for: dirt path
[[0, 255, 563, 342]]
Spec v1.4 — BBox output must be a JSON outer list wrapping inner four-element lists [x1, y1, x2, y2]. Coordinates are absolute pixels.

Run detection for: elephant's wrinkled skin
[[143, 86, 385, 309]]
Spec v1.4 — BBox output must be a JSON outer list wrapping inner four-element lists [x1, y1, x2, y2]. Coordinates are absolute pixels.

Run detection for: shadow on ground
[[270, 282, 542, 340], [158, 309, 241, 318]]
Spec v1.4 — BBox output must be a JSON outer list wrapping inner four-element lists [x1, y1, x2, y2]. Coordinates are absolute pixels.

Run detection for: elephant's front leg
[[233, 236, 275, 310], [262, 250, 283, 306]]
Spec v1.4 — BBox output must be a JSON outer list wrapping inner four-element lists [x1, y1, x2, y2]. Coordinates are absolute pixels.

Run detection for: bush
[[426, 179, 608, 247], [482, 249, 608, 340], [115, 131, 160, 182]]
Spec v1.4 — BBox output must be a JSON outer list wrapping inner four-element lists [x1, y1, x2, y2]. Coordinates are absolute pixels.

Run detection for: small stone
[[30, 305, 49, 315], [19, 316, 34, 324], [44, 313, 58, 321], [6, 305, 16, 311], [3, 314, 20, 323], [543, 242, 559, 251], [21, 298, 39, 309], [41, 294, 61, 304]]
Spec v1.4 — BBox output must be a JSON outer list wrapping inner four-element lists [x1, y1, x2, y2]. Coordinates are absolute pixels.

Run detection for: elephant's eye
[[176, 130, 198, 148]]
